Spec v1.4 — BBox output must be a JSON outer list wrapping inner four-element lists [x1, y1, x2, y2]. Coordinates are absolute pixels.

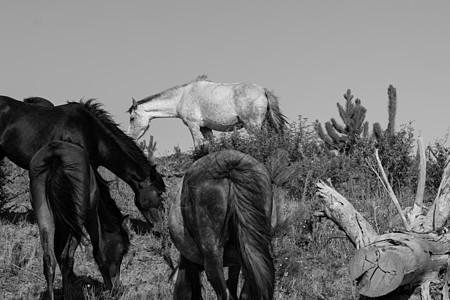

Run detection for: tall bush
[[207, 117, 326, 199], [376, 123, 417, 193], [197, 115, 435, 210]]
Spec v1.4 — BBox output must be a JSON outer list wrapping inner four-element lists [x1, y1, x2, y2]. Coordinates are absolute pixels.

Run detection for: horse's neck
[[141, 87, 187, 118], [104, 155, 145, 194], [97, 134, 147, 190]]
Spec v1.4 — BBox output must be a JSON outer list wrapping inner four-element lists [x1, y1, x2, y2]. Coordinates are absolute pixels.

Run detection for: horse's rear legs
[[173, 255, 203, 300], [40, 230, 57, 300], [227, 266, 251, 300], [56, 232, 79, 300], [204, 253, 230, 300], [227, 265, 240, 300], [33, 190, 57, 300]]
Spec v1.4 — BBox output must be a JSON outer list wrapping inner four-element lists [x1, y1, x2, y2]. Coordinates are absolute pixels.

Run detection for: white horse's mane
[[139, 74, 210, 104]]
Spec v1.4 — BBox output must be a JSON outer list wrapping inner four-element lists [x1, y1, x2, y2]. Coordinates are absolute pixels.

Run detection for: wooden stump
[[349, 232, 450, 297]]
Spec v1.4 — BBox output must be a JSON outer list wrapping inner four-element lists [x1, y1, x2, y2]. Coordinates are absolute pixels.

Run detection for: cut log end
[[350, 248, 405, 297]]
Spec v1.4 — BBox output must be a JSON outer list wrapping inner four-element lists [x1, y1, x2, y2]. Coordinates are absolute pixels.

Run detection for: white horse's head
[[127, 98, 150, 140]]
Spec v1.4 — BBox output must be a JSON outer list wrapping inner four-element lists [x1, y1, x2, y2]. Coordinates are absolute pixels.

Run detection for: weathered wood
[[411, 156, 450, 232], [316, 181, 378, 248], [406, 136, 427, 223], [318, 178, 450, 297], [349, 231, 450, 297], [350, 246, 404, 297], [316, 151, 450, 299], [414, 136, 426, 208]]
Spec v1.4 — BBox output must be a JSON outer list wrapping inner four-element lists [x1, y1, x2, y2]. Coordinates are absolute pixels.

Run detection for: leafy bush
[[376, 123, 418, 193], [206, 117, 328, 200], [201, 116, 432, 209]]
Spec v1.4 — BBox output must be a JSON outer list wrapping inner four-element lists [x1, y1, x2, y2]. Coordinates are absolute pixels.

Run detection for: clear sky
[[1, 1, 449, 155]]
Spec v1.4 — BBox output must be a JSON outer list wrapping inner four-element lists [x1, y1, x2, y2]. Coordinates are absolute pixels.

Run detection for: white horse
[[127, 75, 288, 148]]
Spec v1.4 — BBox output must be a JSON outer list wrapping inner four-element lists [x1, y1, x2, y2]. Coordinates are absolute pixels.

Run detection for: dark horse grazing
[[29, 141, 130, 300], [169, 149, 275, 300], [0, 95, 165, 228]]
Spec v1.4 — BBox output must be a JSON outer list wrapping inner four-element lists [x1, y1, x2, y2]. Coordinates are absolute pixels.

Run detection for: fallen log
[[315, 140, 450, 299], [317, 180, 450, 298], [350, 232, 450, 297]]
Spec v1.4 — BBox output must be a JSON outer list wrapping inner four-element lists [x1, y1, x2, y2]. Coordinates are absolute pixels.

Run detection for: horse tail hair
[[264, 88, 288, 133], [228, 158, 274, 300], [44, 154, 86, 239]]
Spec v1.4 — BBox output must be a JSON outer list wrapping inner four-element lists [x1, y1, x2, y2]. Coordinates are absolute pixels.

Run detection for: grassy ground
[[0, 155, 426, 300]]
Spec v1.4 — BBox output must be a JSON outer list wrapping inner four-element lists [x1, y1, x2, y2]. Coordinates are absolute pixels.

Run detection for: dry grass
[[0, 158, 409, 300]]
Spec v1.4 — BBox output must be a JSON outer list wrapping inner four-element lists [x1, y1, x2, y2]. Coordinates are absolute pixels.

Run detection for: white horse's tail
[[264, 89, 288, 133]]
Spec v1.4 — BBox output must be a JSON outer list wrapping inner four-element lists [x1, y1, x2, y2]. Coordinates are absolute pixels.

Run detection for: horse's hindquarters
[[168, 187, 203, 264]]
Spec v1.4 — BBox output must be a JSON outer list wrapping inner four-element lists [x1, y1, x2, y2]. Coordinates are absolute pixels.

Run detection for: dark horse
[[0, 95, 165, 228], [23, 96, 55, 107], [29, 141, 130, 300], [169, 149, 275, 300]]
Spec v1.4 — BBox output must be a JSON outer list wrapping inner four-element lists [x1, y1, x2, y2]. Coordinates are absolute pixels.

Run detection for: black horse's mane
[[74, 99, 153, 171]]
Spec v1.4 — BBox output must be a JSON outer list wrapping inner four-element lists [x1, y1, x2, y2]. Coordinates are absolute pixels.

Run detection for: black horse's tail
[[228, 157, 274, 300], [264, 88, 288, 133], [44, 153, 85, 239]]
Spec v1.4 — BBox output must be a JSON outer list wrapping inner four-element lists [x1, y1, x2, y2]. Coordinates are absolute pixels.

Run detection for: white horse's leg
[[186, 123, 206, 149]]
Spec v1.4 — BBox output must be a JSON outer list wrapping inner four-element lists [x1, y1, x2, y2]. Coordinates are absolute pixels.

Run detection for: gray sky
[[1, 1, 449, 155]]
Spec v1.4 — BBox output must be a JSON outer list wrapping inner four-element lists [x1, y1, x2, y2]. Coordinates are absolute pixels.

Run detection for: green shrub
[[202, 117, 429, 206], [375, 123, 417, 194], [206, 117, 328, 200]]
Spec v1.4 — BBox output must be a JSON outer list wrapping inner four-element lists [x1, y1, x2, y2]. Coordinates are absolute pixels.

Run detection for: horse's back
[[182, 81, 269, 130], [0, 99, 96, 169], [189, 81, 266, 106], [23, 96, 55, 107]]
